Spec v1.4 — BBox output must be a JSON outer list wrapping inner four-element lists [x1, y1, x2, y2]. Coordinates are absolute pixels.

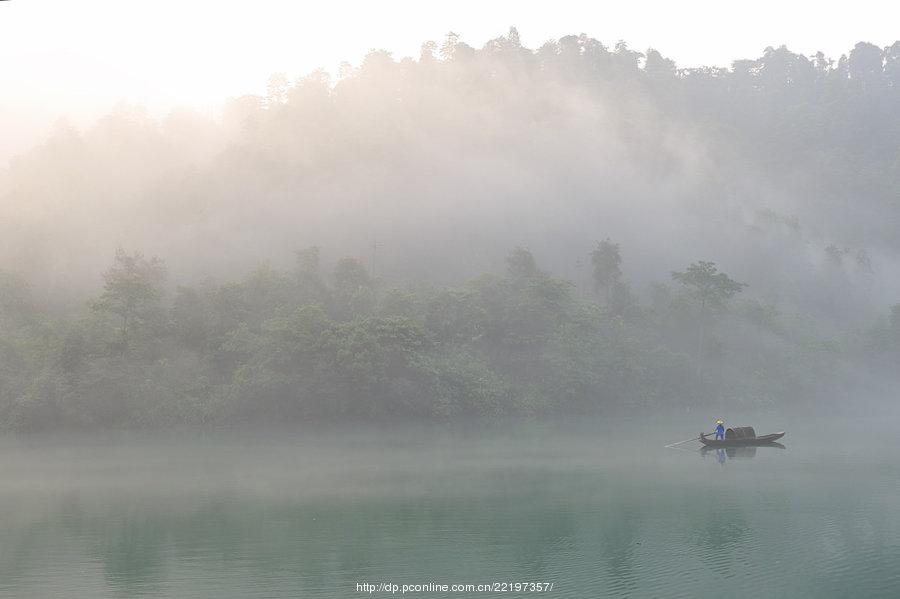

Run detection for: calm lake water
[[1, 414, 898, 598]]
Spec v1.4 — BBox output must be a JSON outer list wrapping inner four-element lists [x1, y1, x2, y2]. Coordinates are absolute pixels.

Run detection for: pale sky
[[1, 0, 898, 164]]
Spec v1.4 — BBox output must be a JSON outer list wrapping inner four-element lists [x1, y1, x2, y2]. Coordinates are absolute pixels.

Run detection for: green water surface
[[0, 416, 898, 598]]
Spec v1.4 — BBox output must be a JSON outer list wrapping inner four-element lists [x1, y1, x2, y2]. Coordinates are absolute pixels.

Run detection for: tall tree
[[848, 42, 884, 86], [671, 261, 745, 372], [506, 247, 539, 280], [590, 239, 623, 301], [644, 49, 676, 78], [332, 257, 374, 319], [93, 249, 166, 349]]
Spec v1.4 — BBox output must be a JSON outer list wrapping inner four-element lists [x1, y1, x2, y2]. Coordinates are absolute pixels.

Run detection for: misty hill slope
[[0, 31, 900, 428], [2, 31, 899, 310]]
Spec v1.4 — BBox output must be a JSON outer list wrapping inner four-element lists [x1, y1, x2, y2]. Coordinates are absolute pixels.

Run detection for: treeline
[[4, 31, 900, 297], [0, 244, 853, 429], [3, 30, 900, 427]]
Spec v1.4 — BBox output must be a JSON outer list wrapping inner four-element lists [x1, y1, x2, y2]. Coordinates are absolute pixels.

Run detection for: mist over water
[[1, 417, 898, 598]]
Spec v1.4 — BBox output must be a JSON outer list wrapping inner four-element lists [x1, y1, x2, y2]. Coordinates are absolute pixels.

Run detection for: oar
[[665, 432, 713, 448]]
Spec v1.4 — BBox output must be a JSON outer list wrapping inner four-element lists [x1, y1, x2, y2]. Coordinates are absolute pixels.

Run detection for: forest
[[1, 30, 900, 428], [0, 242, 877, 428]]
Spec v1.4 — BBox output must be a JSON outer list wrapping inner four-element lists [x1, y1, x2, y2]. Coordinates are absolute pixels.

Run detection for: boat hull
[[699, 432, 785, 447]]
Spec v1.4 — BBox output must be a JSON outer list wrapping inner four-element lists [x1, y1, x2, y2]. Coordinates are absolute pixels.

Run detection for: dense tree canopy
[[1, 30, 899, 427], [0, 242, 859, 430]]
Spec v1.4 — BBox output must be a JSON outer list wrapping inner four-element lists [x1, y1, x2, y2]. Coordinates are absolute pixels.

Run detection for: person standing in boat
[[714, 419, 725, 441]]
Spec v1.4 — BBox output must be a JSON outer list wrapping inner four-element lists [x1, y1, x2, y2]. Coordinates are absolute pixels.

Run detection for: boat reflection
[[701, 442, 785, 462]]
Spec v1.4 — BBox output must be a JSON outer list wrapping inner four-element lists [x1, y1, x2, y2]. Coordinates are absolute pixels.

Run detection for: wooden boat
[[700, 426, 785, 447]]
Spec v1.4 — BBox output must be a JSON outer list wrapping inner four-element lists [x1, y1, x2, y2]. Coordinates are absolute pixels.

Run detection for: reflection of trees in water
[[688, 505, 751, 577], [92, 513, 167, 597], [0, 470, 661, 597], [0, 497, 167, 597], [0, 472, 586, 594], [0, 516, 46, 590], [592, 501, 640, 596], [0, 467, 794, 598]]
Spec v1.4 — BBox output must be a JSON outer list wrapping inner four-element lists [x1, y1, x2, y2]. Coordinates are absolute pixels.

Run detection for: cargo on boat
[[699, 426, 785, 447]]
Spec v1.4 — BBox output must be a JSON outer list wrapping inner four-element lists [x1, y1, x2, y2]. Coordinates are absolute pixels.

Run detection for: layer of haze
[[3, 26, 900, 311], [3, 0, 900, 164]]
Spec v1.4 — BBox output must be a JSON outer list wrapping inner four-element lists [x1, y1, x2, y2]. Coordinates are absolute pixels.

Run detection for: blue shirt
[[715, 424, 725, 435]]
